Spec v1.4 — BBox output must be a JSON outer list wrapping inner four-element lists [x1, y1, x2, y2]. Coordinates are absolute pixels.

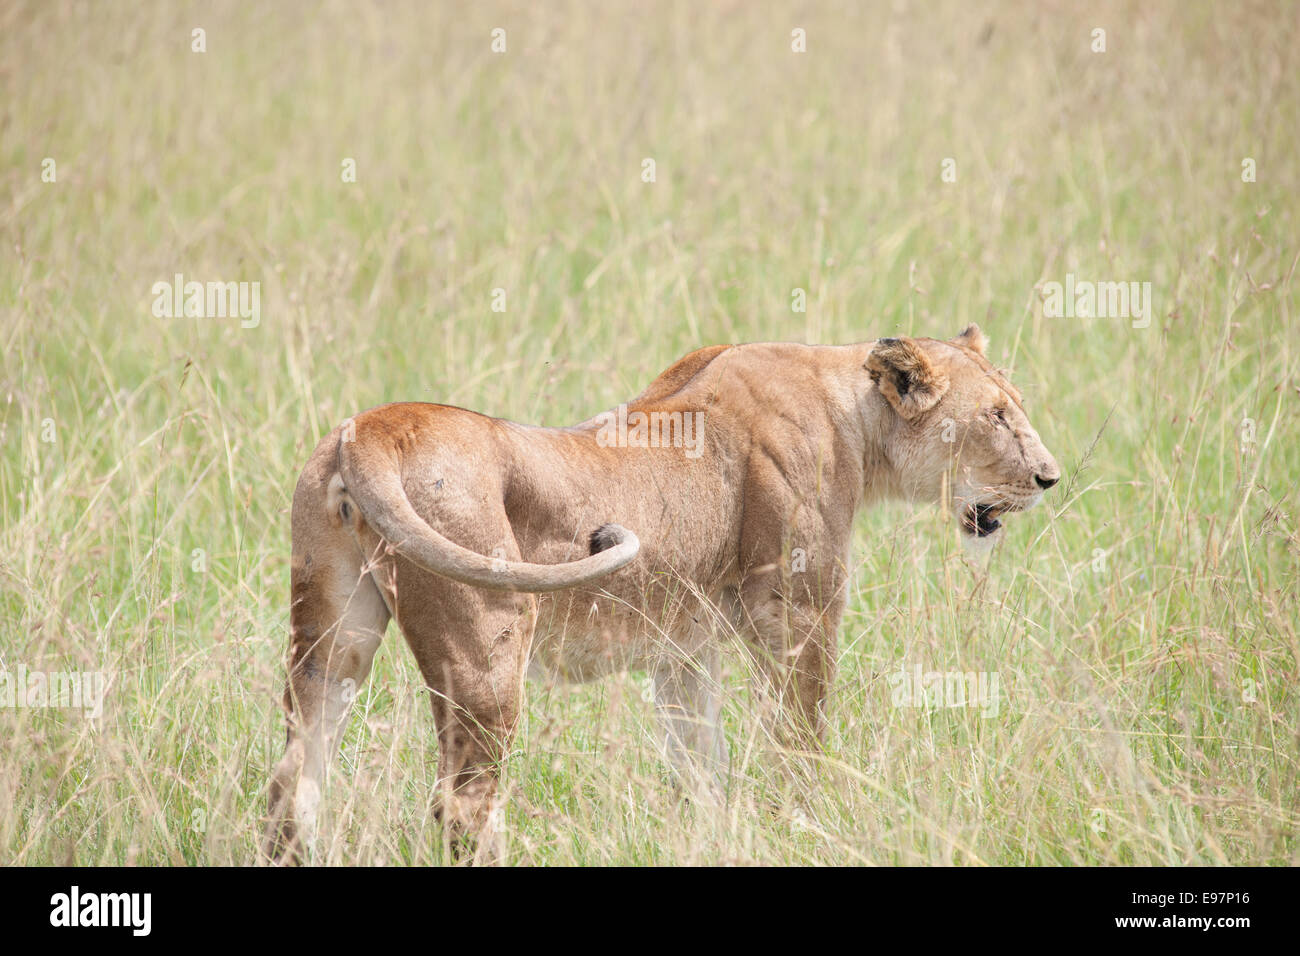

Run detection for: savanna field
[[1, 1, 1297, 865]]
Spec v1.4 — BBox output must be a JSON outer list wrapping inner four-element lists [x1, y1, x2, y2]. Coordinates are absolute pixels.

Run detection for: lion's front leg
[[739, 576, 843, 758], [651, 639, 728, 802]]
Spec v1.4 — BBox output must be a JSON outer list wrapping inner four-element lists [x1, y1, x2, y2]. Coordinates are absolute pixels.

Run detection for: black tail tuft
[[589, 523, 623, 555]]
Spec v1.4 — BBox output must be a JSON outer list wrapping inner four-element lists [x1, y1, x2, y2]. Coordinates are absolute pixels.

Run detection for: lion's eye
[[990, 407, 1009, 427]]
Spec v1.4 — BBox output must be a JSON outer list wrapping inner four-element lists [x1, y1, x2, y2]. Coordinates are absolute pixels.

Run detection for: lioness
[[265, 326, 1059, 862]]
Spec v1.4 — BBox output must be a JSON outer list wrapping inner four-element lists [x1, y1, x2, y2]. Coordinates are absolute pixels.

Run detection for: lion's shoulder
[[628, 344, 735, 407]]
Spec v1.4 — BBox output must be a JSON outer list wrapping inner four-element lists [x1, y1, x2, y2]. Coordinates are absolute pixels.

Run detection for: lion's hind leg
[[264, 464, 390, 865]]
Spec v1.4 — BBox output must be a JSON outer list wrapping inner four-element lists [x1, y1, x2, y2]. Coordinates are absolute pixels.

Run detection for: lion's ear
[[867, 337, 948, 419], [953, 323, 988, 356]]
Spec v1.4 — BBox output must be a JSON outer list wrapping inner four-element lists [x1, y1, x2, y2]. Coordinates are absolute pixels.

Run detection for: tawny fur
[[264, 327, 1059, 863]]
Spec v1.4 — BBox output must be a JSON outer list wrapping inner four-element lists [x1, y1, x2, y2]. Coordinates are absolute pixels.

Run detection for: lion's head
[[866, 325, 1060, 543]]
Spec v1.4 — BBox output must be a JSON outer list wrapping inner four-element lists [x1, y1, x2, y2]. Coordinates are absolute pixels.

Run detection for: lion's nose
[[1034, 472, 1059, 490]]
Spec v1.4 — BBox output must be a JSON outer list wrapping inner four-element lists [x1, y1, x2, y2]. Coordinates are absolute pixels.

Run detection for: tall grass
[[1, 0, 1296, 865]]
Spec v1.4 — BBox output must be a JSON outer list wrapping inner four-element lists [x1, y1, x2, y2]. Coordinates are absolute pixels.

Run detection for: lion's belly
[[526, 626, 650, 684], [526, 585, 719, 683], [526, 593, 658, 682]]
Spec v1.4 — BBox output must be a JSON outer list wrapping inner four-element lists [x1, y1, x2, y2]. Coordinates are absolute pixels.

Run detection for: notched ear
[[952, 323, 988, 356], [866, 337, 949, 419]]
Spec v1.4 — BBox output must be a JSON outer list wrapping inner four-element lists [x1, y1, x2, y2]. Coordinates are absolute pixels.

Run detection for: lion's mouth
[[960, 495, 1041, 537], [962, 503, 1004, 538]]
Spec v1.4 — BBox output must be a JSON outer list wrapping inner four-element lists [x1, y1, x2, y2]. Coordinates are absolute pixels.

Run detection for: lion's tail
[[336, 433, 639, 593]]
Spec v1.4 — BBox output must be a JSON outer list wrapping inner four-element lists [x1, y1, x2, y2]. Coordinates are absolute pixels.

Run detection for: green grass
[[1, 0, 1297, 865]]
